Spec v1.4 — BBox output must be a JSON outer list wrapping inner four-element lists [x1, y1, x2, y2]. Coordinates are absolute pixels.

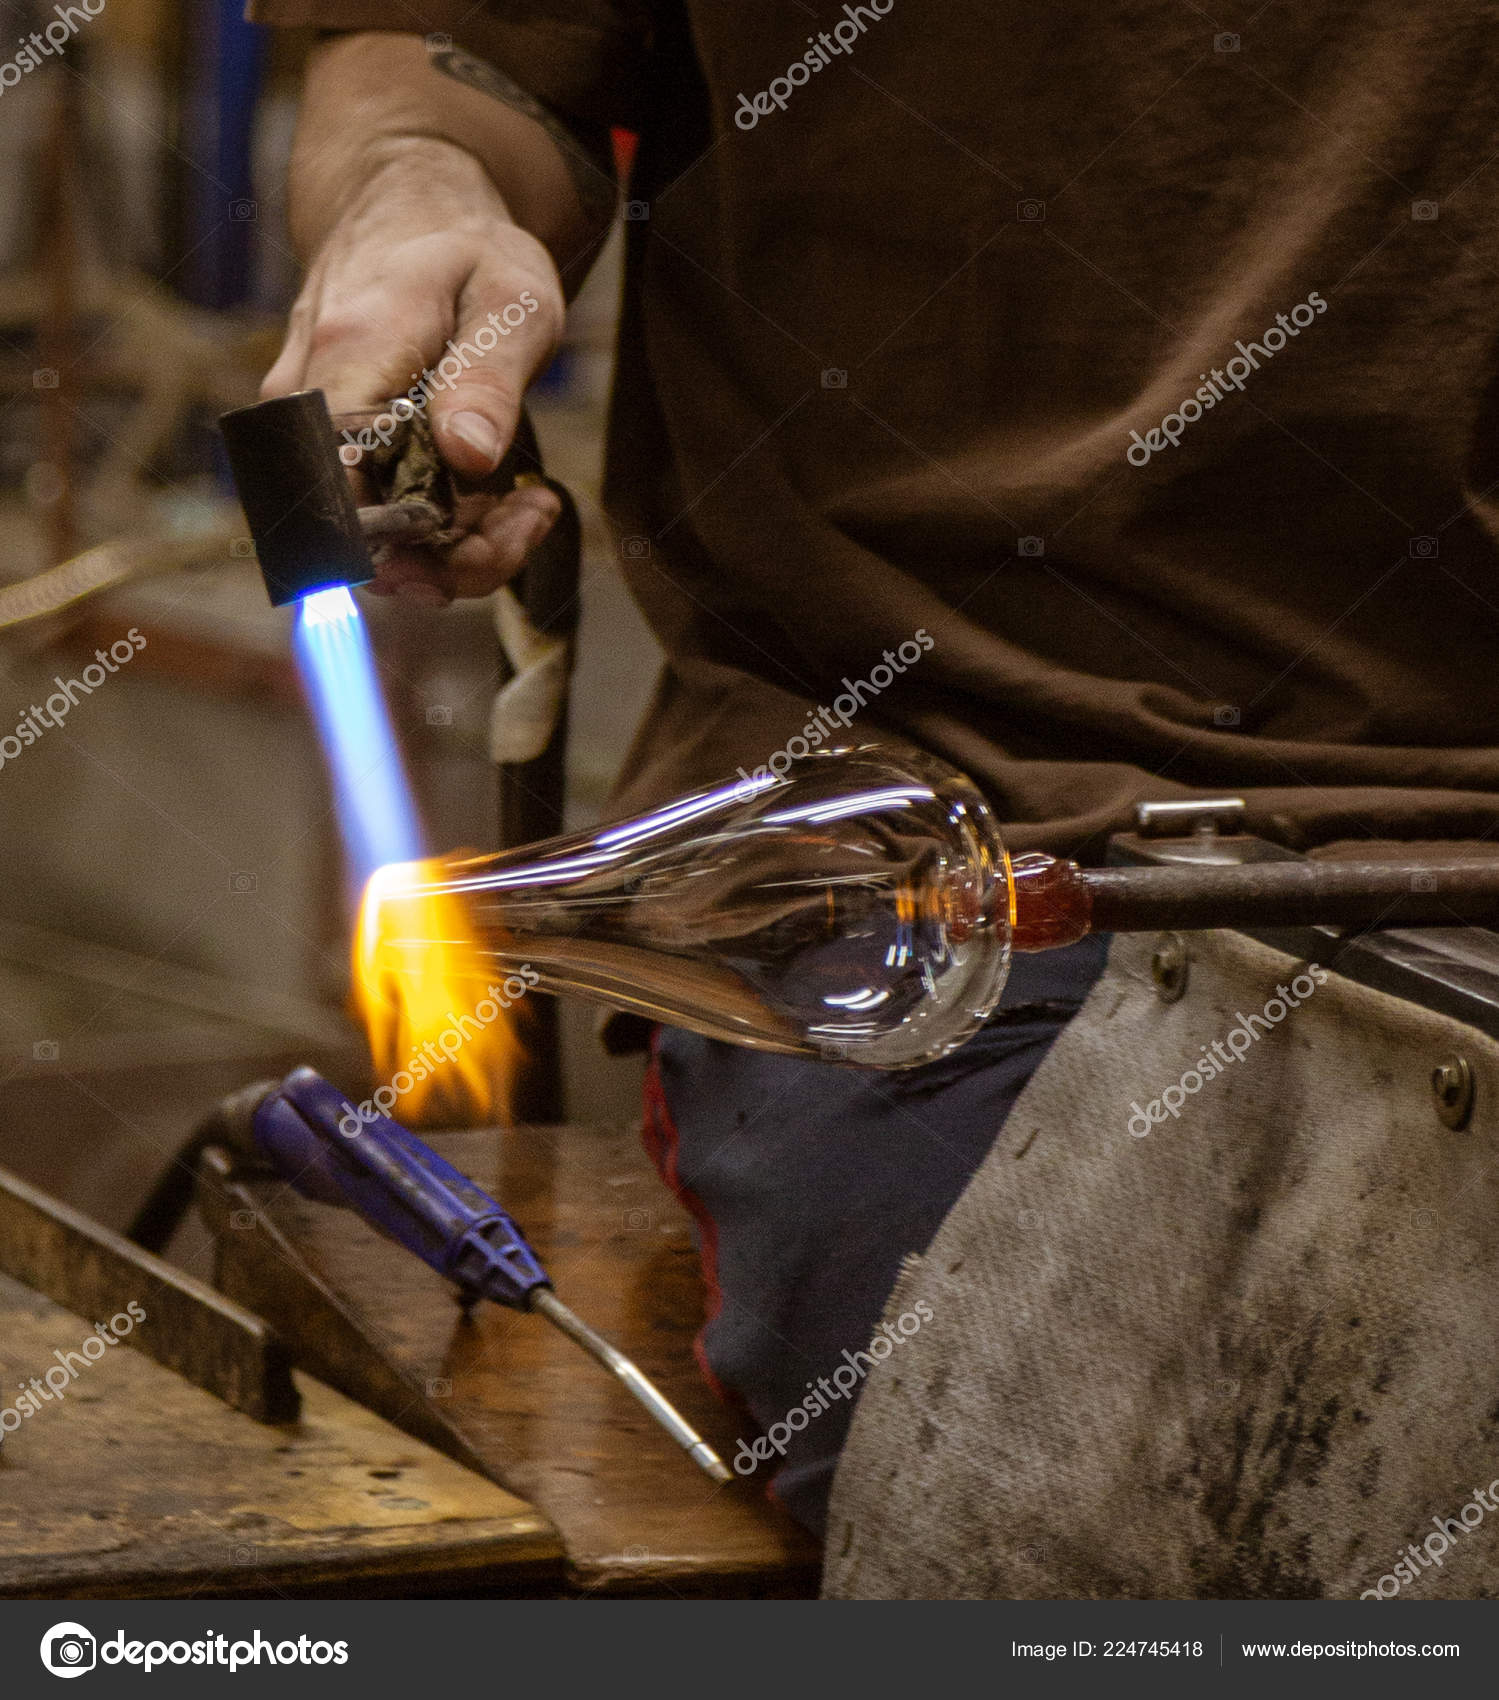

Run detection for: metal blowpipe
[[360, 747, 1499, 1070]]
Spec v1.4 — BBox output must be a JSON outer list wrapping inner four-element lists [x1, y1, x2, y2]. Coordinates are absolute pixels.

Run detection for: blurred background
[[0, 0, 661, 1238]]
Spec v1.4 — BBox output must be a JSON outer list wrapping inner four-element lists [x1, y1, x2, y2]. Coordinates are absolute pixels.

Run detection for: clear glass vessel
[[364, 746, 1016, 1068]]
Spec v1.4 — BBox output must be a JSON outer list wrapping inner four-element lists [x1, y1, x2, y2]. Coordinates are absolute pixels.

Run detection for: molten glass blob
[[359, 746, 1017, 1069], [353, 862, 522, 1123]]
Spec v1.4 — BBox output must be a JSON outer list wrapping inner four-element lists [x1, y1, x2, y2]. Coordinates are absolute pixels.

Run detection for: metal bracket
[[1135, 797, 1247, 838], [1106, 819, 1499, 1046]]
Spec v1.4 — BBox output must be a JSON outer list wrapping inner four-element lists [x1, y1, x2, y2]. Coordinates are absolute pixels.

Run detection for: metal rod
[[529, 1287, 732, 1484], [356, 500, 442, 542], [1081, 858, 1499, 935]]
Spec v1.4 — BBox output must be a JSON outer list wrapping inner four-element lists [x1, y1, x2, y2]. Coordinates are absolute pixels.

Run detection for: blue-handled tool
[[239, 1066, 730, 1483]]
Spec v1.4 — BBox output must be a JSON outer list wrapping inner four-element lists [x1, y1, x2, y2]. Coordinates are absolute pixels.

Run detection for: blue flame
[[292, 586, 423, 884]]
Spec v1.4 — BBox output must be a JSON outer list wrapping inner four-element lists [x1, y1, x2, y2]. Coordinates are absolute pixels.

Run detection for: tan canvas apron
[[824, 928, 1499, 1600]]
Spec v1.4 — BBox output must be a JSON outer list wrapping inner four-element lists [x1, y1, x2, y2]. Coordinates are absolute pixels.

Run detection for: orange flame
[[353, 858, 520, 1127]]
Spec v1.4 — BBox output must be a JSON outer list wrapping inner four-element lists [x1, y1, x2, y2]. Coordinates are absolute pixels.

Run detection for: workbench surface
[[0, 1271, 562, 1598], [205, 1122, 820, 1597]]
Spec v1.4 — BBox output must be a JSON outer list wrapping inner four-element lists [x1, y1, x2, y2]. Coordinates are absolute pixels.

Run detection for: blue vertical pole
[[181, 0, 264, 309]]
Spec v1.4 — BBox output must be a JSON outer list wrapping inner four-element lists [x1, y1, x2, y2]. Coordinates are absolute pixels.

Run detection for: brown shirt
[[251, 0, 1499, 857]]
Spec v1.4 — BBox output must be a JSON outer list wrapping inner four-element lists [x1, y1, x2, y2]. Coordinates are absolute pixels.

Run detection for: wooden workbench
[[203, 1122, 821, 1597], [0, 1270, 562, 1598]]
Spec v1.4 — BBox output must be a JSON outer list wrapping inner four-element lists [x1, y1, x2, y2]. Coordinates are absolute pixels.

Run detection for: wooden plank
[[0, 1164, 299, 1423], [0, 1271, 562, 1599], [199, 1147, 490, 1476], [205, 1124, 821, 1596]]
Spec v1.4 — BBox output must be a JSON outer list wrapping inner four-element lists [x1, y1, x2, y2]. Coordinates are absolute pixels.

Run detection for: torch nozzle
[[529, 1287, 732, 1484], [246, 1069, 731, 1485]]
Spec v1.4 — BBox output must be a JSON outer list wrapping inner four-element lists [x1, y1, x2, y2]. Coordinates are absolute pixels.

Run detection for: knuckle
[[303, 309, 387, 360], [307, 287, 433, 353], [454, 365, 525, 403], [446, 534, 494, 571], [432, 372, 526, 426]]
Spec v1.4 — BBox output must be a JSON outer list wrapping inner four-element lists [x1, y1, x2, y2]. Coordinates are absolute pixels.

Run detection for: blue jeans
[[643, 935, 1108, 1537]]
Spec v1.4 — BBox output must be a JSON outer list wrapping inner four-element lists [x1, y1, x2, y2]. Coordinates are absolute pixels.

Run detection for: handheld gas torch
[[218, 388, 572, 607], [208, 1066, 731, 1484]]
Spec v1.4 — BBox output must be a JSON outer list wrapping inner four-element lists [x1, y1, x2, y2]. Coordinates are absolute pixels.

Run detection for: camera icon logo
[[229, 198, 257, 221], [1411, 200, 1439, 222], [229, 537, 255, 558], [1214, 32, 1240, 52], [1016, 1207, 1043, 1230], [426, 1377, 453, 1399], [621, 535, 652, 560], [229, 1209, 257, 1231], [623, 1207, 653, 1232], [425, 31, 452, 51], [624, 200, 650, 221], [33, 368, 59, 390], [229, 870, 257, 894], [1214, 704, 1240, 726], [425, 704, 452, 726], [1410, 535, 1438, 559], [40, 1623, 96, 1678], [32, 1039, 59, 1062], [821, 368, 848, 389], [1017, 535, 1044, 557], [1017, 199, 1045, 222]]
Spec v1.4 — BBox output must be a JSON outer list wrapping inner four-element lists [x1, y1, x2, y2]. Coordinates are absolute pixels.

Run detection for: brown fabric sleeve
[[243, 0, 653, 128]]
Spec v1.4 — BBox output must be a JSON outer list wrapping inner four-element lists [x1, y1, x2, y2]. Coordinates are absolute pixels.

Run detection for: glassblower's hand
[[261, 140, 565, 606]]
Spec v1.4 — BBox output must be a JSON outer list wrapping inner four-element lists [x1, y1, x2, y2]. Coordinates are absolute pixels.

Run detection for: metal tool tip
[[692, 1441, 733, 1484]]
